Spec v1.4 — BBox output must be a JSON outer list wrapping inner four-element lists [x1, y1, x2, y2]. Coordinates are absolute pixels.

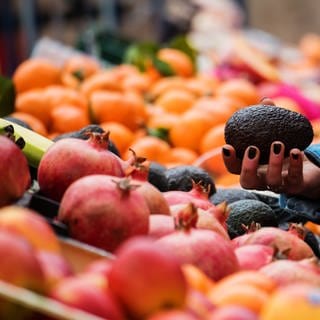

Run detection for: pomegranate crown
[[174, 202, 198, 232]]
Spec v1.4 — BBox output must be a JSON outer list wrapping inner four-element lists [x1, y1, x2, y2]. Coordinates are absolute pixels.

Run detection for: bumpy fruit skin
[[0, 136, 31, 207], [224, 104, 314, 164]]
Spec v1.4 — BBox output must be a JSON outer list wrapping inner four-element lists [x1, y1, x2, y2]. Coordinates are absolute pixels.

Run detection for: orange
[[15, 89, 51, 127], [305, 221, 320, 235], [122, 72, 152, 94], [99, 121, 135, 156], [200, 123, 226, 154], [157, 48, 194, 77], [123, 136, 171, 163], [193, 146, 229, 178], [148, 77, 187, 99], [50, 104, 90, 133], [13, 58, 61, 93], [185, 76, 218, 97], [80, 71, 123, 98], [60, 55, 101, 89], [155, 88, 196, 114], [90, 90, 148, 131], [181, 264, 215, 294], [192, 97, 235, 126], [62, 55, 100, 79], [147, 106, 180, 130], [260, 283, 320, 320], [216, 78, 260, 106], [209, 271, 277, 296], [169, 109, 214, 152], [215, 173, 241, 188], [208, 283, 269, 314], [9, 112, 48, 137], [44, 85, 88, 111], [163, 147, 199, 166]]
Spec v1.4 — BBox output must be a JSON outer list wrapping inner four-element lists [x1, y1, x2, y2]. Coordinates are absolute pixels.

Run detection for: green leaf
[[0, 76, 16, 117], [152, 57, 175, 77], [147, 127, 170, 143], [123, 42, 160, 71]]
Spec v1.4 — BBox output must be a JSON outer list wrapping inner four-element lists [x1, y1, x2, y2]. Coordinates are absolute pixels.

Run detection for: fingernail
[[291, 152, 299, 160], [248, 147, 256, 159], [273, 143, 282, 155], [222, 147, 231, 157]]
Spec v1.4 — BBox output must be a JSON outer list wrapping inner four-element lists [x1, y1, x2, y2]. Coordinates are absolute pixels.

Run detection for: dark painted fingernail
[[248, 147, 256, 159], [222, 147, 231, 157], [291, 152, 299, 160], [273, 143, 282, 155]]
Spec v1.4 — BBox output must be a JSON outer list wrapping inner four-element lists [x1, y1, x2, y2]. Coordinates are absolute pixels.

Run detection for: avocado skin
[[148, 162, 168, 192], [165, 165, 216, 196], [210, 187, 259, 205], [224, 104, 314, 164], [227, 199, 278, 238]]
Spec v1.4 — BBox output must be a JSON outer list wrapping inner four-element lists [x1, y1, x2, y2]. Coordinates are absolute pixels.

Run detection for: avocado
[[227, 199, 278, 238], [53, 124, 120, 157], [210, 187, 259, 205], [224, 104, 314, 164], [148, 161, 168, 192], [165, 165, 216, 196]]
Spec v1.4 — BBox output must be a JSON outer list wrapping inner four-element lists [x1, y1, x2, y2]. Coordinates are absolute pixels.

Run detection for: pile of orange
[[11, 47, 315, 188]]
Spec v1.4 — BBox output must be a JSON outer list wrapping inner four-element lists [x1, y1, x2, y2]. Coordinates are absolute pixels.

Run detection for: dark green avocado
[[148, 161, 168, 192], [224, 104, 314, 164], [210, 187, 259, 205], [165, 165, 216, 196], [227, 199, 278, 238]]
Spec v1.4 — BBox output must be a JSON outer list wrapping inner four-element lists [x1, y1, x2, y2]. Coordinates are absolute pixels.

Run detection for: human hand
[[222, 141, 320, 199]]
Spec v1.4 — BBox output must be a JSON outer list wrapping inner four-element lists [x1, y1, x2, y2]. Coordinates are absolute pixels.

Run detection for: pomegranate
[[232, 225, 314, 260], [0, 135, 31, 206], [108, 236, 188, 319], [170, 203, 230, 240], [149, 214, 175, 239], [163, 180, 214, 210], [156, 206, 239, 281], [235, 244, 275, 271], [260, 259, 320, 287], [58, 175, 150, 252], [125, 153, 171, 215], [38, 132, 125, 201]]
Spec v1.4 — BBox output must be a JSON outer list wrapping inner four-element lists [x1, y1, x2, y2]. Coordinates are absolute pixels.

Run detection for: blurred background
[[1, 0, 320, 76]]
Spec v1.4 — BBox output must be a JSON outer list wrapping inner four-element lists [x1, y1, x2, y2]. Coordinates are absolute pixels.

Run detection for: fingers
[[240, 146, 263, 189], [287, 149, 303, 187], [222, 145, 242, 174], [266, 142, 285, 188]]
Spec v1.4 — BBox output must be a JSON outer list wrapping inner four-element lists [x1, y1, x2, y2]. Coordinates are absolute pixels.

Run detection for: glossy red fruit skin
[[58, 175, 150, 252], [37, 133, 125, 201], [108, 236, 188, 319], [0, 135, 31, 207]]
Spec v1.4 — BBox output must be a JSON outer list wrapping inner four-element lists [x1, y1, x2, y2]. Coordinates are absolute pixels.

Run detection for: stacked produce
[[1, 32, 320, 319]]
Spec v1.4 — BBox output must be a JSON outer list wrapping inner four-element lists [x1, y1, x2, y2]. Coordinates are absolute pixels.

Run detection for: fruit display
[[2, 27, 320, 319]]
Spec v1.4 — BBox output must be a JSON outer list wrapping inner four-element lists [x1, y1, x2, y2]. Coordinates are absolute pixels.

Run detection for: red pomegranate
[[58, 175, 150, 252], [156, 206, 239, 281], [38, 132, 125, 201], [0, 135, 31, 206]]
